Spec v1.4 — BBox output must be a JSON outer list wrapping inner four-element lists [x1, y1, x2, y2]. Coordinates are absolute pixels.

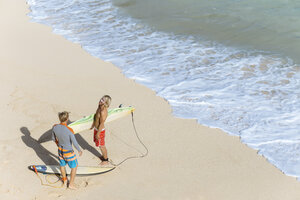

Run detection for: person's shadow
[[37, 122, 102, 159], [20, 127, 58, 165]]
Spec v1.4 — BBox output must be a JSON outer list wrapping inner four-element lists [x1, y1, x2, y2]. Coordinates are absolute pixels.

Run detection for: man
[[52, 111, 82, 189], [90, 95, 111, 165]]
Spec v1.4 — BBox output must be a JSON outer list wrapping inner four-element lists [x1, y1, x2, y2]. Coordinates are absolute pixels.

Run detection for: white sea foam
[[27, 0, 300, 179]]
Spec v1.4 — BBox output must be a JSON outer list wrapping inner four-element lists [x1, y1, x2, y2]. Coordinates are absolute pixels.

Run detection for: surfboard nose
[[28, 165, 37, 173]]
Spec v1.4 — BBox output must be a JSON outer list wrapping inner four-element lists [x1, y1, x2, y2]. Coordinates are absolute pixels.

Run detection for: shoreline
[[1, 0, 300, 199], [27, 0, 300, 180]]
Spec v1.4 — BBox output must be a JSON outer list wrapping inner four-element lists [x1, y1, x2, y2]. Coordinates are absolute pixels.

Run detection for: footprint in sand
[[77, 179, 89, 188], [0, 145, 12, 165], [48, 191, 64, 198], [9, 88, 64, 124], [2, 185, 21, 195]]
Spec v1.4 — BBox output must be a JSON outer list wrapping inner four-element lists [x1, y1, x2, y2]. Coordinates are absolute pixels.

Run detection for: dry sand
[[1, 0, 300, 199]]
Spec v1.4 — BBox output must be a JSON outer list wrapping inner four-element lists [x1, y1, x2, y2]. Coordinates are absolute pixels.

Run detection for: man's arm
[[96, 109, 108, 138], [90, 112, 96, 130], [52, 127, 59, 146], [70, 133, 83, 156]]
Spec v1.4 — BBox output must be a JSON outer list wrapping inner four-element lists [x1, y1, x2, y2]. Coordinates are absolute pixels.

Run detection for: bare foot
[[63, 181, 67, 188], [100, 161, 109, 166], [61, 177, 68, 187], [68, 184, 78, 190]]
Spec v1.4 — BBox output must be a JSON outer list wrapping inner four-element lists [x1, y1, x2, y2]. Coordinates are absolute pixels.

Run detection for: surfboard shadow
[[75, 134, 102, 159], [20, 127, 59, 165], [37, 129, 52, 143], [37, 120, 72, 143]]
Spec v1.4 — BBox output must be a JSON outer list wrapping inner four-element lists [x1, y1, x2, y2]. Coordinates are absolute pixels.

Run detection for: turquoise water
[[113, 0, 300, 62], [27, 0, 300, 179]]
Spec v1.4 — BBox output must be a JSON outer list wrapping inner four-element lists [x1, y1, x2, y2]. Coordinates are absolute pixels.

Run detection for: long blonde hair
[[101, 95, 111, 108]]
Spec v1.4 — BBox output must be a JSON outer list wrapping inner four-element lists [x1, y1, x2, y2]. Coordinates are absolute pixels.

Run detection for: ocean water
[[26, 0, 300, 178]]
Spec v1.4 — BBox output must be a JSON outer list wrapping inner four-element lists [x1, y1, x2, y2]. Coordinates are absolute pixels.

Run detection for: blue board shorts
[[58, 147, 78, 168], [59, 158, 78, 168]]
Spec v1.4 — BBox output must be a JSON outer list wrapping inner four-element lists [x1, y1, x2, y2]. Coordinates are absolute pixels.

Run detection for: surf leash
[[32, 165, 64, 188], [109, 111, 148, 166]]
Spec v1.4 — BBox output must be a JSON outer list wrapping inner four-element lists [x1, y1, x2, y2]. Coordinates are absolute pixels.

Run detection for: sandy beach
[[1, 0, 300, 199]]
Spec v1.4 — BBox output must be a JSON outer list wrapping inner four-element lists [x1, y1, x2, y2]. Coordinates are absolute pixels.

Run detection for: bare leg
[[68, 167, 78, 189], [60, 166, 67, 186], [100, 146, 109, 165]]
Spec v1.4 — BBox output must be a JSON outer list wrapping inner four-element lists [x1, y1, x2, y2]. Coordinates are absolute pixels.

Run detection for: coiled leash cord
[[109, 112, 148, 166], [32, 165, 64, 188]]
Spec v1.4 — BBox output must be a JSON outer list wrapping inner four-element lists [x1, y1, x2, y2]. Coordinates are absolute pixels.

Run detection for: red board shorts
[[94, 128, 105, 147]]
